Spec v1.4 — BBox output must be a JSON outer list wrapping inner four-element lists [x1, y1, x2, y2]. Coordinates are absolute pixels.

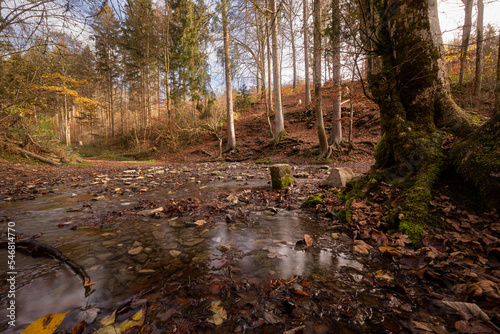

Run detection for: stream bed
[[0, 163, 407, 333]]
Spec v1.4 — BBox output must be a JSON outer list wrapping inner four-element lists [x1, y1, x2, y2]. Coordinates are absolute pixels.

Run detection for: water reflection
[[0, 176, 365, 332]]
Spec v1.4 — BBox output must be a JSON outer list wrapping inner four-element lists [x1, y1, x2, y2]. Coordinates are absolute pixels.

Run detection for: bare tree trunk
[[459, 0, 473, 86], [286, 0, 297, 92], [496, 33, 500, 115], [313, 0, 329, 157], [474, 0, 483, 98], [270, 0, 285, 139], [266, 0, 273, 108], [329, 0, 342, 146], [303, 0, 311, 105], [223, 0, 236, 150]]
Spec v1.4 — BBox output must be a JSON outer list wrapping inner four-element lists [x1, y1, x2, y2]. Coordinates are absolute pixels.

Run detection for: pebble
[[169, 250, 181, 257]]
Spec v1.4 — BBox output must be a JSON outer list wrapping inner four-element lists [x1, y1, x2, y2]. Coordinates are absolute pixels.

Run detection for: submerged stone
[[269, 164, 294, 189]]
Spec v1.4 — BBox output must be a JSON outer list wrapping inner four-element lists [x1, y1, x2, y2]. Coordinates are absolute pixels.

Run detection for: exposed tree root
[[0, 238, 94, 296], [450, 112, 500, 209]]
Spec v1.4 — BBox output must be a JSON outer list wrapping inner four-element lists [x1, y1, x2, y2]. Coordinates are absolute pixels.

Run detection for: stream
[[0, 163, 394, 333]]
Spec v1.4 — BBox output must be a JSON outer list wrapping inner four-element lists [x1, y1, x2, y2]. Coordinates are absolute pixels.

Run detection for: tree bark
[[474, 0, 484, 98], [359, 0, 481, 240], [223, 0, 236, 151], [270, 0, 285, 139], [303, 0, 311, 105], [496, 33, 500, 115], [451, 112, 500, 210], [313, 0, 330, 157], [288, 3, 297, 92], [329, 0, 342, 146], [459, 0, 473, 86]]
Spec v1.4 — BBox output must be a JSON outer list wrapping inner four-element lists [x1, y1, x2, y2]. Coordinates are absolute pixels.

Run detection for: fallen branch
[[283, 325, 306, 334], [0, 238, 94, 296], [0, 140, 60, 165]]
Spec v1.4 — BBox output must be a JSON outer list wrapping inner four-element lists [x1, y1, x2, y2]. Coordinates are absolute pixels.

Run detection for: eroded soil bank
[[1, 161, 499, 334]]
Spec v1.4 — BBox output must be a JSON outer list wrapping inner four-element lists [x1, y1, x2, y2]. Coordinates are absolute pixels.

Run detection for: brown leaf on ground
[[440, 301, 489, 322], [391, 232, 412, 247], [371, 230, 389, 246], [353, 240, 373, 254], [304, 234, 313, 247], [455, 320, 494, 333]]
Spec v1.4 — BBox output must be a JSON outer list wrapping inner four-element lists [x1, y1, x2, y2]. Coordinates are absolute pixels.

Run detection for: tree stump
[[269, 164, 293, 189]]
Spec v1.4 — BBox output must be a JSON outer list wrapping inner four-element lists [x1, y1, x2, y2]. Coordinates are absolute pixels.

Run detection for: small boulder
[[320, 167, 355, 188], [138, 207, 164, 216], [269, 164, 294, 189]]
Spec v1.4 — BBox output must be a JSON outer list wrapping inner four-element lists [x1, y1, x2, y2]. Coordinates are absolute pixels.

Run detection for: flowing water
[[0, 164, 374, 333]]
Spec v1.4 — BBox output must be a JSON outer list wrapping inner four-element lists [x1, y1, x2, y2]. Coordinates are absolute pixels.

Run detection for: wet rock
[[169, 250, 181, 257], [181, 238, 204, 247], [225, 194, 239, 205], [138, 269, 155, 275], [320, 167, 355, 188], [168, 218, 185, 228], [186, 220, 206, 227], [128, 246, 143, 255], [217, 244, 231, 252], [132, 253, 149, 264], [102, 240, 117, 246], [138, 207, 164, 216], [67, 207, 82, 212], [269, 164, 294, 189], [92, 195, 106, 201]]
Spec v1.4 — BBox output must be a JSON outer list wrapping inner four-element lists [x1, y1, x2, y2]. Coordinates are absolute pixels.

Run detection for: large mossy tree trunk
[[356, 0, 498, 241]]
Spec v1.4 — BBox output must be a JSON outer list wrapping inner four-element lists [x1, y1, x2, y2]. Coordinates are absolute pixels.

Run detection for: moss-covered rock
[[269, 164, 294, 189], [301, 194, 324, 208]]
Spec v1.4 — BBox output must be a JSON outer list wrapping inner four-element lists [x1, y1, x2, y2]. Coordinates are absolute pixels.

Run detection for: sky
[[438, 0, 500, 43]]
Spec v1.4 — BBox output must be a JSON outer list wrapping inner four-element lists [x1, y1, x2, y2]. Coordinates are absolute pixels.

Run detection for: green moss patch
[[301, 194, 324, 208]]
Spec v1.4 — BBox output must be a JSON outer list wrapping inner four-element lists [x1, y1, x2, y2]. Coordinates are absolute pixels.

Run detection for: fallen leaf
[[291, 288, 310, 297], [412, 320, 434, 332], [371, 230, 389, 246], [468, 280, 500, 299], [375, 270, 394, 282], [353, 240, 373, 254], [304, 234, 313, 247], [440, 301, 489, 322], [379, 246, 401, 256], [208, 300, 227, 325], [21, 311, 69, 334], [84, 277, 96, 287], [69, 321, 85, 334], [100, 310, 116, 327], [455, 320, 494, 333], [76, 307, 99, 324]]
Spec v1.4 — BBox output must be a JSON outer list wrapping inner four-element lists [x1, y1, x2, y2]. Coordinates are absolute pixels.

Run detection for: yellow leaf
[[100, 310, 116, 327], [375, 270, 394, 282], [21, 311, 69, 334], [208, 301, 227, 326]]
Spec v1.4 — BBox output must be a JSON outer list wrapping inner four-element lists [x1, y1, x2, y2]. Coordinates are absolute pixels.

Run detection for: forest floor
[[0, 84, 499, 333]]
